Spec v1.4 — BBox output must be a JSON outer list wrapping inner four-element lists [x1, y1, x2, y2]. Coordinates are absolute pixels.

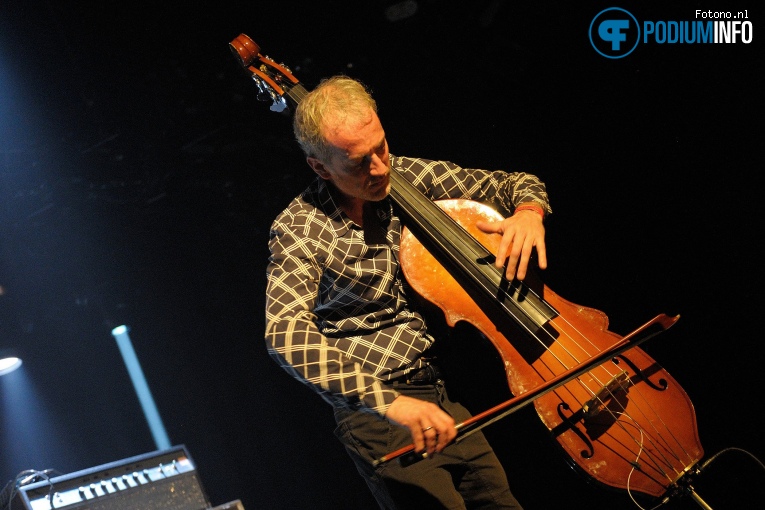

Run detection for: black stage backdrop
[[1, 2, 762, 509]]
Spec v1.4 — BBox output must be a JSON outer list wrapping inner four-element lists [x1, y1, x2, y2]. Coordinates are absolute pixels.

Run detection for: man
[[265, 75, 550, 509]]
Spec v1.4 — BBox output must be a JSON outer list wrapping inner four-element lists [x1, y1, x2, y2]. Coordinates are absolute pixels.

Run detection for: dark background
[[1, 1, 761, 509]]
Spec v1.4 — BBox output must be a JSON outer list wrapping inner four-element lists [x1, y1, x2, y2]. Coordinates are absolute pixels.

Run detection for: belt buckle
[[407, 364, 438, 385]]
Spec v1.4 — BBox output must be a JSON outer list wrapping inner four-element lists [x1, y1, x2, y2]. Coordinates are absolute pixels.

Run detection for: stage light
[[0, 350, 22, 376], [111, 325, 171, 450]]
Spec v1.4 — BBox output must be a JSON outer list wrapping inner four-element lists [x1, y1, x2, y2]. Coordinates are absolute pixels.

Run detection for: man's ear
[[307, 156, 331, 180]]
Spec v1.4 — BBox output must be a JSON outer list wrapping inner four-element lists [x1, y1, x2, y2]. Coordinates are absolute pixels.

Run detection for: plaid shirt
[[265, 155, 551, 416]]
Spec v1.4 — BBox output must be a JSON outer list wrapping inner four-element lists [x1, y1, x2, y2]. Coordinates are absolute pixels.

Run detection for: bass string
[[511, 283, 698, 485], [389, 169, 692, 485]]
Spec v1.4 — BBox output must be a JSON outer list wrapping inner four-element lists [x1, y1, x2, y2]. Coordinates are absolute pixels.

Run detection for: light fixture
[[0, 349, 22, 376], [111, 325, 171, 450]]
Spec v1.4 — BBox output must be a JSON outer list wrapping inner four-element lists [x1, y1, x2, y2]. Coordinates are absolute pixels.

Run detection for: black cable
[[696, 446, 765, 475], [0, 469, 60, 510]]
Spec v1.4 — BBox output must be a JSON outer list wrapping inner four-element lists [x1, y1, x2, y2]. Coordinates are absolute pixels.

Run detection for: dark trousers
[[333, 380, 523, 510]]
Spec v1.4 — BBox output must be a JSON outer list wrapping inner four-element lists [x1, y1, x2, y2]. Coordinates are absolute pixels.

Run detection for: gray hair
[[293, 75, 377, 161]]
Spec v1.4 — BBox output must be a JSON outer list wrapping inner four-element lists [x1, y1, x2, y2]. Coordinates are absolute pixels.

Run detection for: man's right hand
[[385, 394, 457, 456]]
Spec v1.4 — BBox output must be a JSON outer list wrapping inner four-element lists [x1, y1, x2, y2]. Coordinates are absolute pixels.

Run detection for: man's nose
[[369, 154, 388, 175]]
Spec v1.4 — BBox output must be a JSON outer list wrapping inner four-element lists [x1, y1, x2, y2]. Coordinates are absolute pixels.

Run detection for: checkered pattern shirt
[[265, 155, 551, 416]]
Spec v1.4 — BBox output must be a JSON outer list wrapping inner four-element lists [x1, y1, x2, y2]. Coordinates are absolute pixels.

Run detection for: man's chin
[[371, 183, 391, 201], [367, 178, 390, 200]]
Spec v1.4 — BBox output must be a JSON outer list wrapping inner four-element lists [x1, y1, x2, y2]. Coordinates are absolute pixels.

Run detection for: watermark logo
[[589, 7, 640, 59], [589, 7, 753, 58]]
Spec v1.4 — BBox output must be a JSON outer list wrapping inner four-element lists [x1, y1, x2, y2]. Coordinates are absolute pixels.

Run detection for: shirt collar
[[315, 178, 355, 238], [314, 177, 393, 239]]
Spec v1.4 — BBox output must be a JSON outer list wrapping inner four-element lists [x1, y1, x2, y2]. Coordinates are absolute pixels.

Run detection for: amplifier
[[11, 445, 211, 510]]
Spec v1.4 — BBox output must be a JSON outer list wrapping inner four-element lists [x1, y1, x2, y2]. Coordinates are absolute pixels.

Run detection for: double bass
[[228, 34, 706, 506]]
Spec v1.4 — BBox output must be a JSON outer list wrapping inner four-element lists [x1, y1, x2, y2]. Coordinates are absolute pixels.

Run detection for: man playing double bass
[[264, 75, 551, 509]]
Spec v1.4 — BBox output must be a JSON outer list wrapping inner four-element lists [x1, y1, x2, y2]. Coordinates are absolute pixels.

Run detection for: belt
[[401, 364, 443, 385]]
